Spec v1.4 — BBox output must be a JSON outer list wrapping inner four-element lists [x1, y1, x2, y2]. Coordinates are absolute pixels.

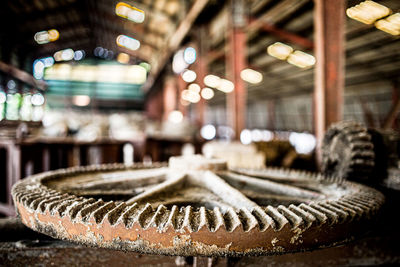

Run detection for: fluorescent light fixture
[[201, 87, 214, 100], [168, 110, 183, 124], [181, 69, 196, 83], [181, 89, 200, 103], [287, 50, 316, 68], [53, 49, 74, 62], [267, 42, 293, 60], [346, 0, 391, 24], [375, 13, 400, 35], [31, 93, 45, 106], [34, 29, 59, 44], [172, 50, 188, 74], [116, 35, 140, 50], [74, 50, 85, 61], [240, 68, 263, 84], [217, 79, 234, 93], [204, 74, 221, 88], [200, 124, 216, 140], [117, 52, 130, 64], [188, 83, 201, 93], [116, 2, 145, 23], [73, 95, 91, 107], [183, 47, 196, 64]]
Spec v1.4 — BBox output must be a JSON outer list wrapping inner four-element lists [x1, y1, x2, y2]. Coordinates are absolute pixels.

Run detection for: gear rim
[[12, 162, 384, 257]]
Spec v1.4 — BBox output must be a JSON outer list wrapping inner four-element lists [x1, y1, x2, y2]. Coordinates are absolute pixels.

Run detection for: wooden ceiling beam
[[0, 60, 47, 90], [142, 0, 210, 92]]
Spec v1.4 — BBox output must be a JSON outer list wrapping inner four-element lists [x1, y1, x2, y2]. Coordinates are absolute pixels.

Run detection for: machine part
[[322, 121, 375, 181], [12, 155, 384, 257]]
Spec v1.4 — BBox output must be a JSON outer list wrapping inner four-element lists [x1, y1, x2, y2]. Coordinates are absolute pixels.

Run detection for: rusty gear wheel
[[12, 155, 384, 257], [322, 121, 375, 181]]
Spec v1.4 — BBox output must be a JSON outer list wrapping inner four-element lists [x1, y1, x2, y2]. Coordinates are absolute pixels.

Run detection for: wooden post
[[227, 0, 247, 139], [314, 0, 346, 158]]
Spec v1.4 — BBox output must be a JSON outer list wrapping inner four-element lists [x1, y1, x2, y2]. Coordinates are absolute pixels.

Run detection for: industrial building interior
[[0, 0, 400, 265]]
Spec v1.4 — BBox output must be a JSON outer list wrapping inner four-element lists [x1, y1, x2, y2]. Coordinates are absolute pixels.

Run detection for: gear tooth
[[299, 203, 328, 225], [238, 208, 258, 232], [91, 202, 117, 224], [78, 200, 105, 222], [288, 204, 316, 227], [166, 205, 182, 230], [198, 207, 208, 231], [251, 206, 273, 232], [277, 205, 303, 229], [137, 204, 154, 228], [21, 192, 43, 206], [121, 203, 139, 227], [47, 196, 76, 214], [330, 202, 358, 220], [29, 195, 50, 210], [106, 203, 127, 225], [37, 194, 64, 212], [212, 207, 224, 232], [182, 206, 200, 232], [148, 205, 169, 229], [68, 198, 96, 220], [309, 203, 339, 224], [319, 203, 349, 222], [265, 206, 289, 231], [223, 208, 241, 232]]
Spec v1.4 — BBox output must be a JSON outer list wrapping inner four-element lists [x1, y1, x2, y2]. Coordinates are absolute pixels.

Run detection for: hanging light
[[116, 2, 145, 23], [183, 47, 196, 64], [201, 88, 214, 100], [181, 69, 197, 83], [73, 95, 91, 106], [117, 52, 130, 64], [188, 83, 201, 93], [204, 74, 221, 88], [346, 0, 391, 25], [267, 42, 293, 60], [240, 68, 263, 84], [217, 79, 234, 93], [168, 110, 183, 124], [34, 29, 59, 44], [287, 51, 316, 68], [116, 35, 140, 50], [375, 13, 400, 35]]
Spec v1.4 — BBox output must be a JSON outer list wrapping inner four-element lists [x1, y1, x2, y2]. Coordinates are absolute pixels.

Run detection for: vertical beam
[[163, 77, 177, 120], [227, 0, 247, 139], [314, 0, 346, 156], [267, 100, 276, 130], [177, 75, 188, 116], [195, 27, 208, 127]]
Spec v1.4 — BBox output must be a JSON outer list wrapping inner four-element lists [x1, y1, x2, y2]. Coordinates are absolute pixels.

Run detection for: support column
[[314, 0, 346, 155], [163, 76, 177, 120], [177, 75, 187, 116], [227, 0, 247, 139], [195, 27, 208, 127]]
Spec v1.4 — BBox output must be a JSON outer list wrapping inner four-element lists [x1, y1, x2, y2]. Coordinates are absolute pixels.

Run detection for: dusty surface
[[11, 156, 385, 256]]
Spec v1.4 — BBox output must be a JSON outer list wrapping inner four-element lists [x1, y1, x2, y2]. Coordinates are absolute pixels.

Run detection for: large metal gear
[[12, 155, 384, 257], [322, 121, 375, 181]]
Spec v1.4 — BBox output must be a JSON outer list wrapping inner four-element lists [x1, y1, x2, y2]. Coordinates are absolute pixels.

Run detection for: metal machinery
[[11, 155, 383, 258]]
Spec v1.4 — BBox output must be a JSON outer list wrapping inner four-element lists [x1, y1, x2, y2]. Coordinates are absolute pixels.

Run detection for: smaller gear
[[322, 121, 375, 181]]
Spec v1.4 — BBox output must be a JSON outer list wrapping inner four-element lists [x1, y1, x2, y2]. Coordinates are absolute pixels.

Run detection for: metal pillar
[[195, 28, 208, 127], [314, 0, 346, 153], [163, 77, 177, 120], [227, 0, 247, 139], [177, 75, 187, 116]]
